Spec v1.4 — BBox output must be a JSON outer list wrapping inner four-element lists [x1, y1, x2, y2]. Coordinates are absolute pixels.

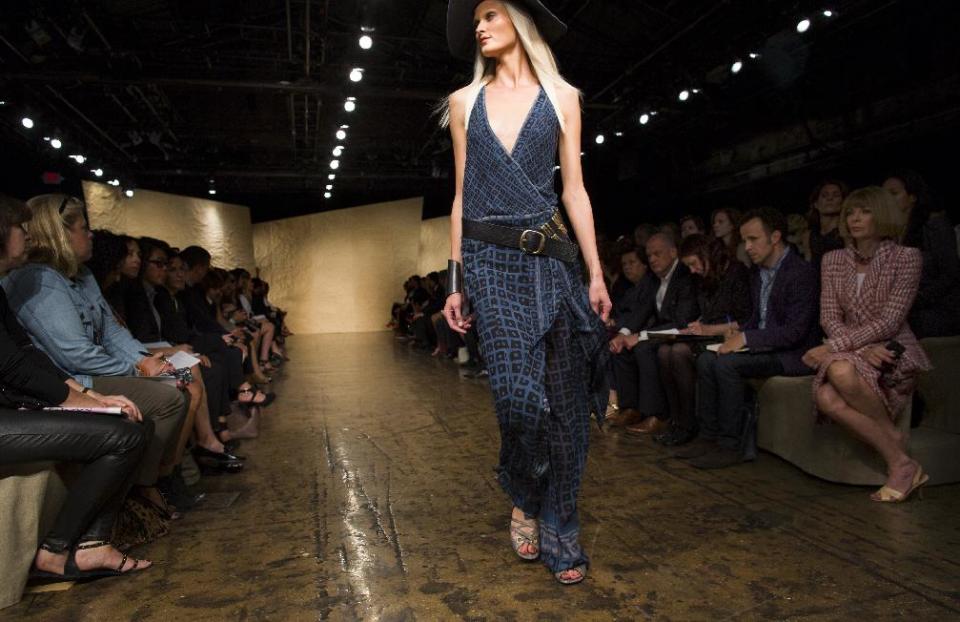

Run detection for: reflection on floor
[[5, 333, 959, 621]]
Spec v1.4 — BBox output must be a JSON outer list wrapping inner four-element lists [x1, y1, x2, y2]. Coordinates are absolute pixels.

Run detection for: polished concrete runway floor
[[4, 333, 960, 621]]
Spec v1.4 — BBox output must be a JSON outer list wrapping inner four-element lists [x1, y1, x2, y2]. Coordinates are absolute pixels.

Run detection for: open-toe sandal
[[30, 541, 147, 583], [554, 564, 587, 585], [510, 516, 540, 561], [871, 464, 929, 503], [237, 385, 275, 409]]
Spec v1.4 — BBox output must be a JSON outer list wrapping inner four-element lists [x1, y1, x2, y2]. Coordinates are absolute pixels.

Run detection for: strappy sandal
[[237, 385, 275, 409], [871, 464, 929, 503], [554, 564, 587, 585], [30, 541, 149, 582], [510, 515, 540, 561]]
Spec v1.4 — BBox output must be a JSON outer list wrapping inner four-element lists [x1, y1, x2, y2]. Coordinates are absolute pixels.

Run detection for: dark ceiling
[[1, 0, 959, 227]]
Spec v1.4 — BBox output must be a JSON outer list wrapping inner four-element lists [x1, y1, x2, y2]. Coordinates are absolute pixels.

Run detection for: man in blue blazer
[[682, 207, 820, 469]]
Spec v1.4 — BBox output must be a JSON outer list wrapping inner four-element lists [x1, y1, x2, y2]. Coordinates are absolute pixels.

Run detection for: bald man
[[606, 233, 699, 434]]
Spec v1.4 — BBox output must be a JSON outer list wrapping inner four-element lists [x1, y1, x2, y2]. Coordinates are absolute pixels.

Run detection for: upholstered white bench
[[0, 464, 66, 610], [753, 335, 960, 486]]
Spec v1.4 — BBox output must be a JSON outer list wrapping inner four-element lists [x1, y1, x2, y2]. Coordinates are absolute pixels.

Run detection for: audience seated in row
[[0, 192, 292, 586]]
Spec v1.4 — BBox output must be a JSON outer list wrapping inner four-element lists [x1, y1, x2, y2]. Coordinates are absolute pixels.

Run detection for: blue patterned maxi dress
[[461, 85, 609, 573]]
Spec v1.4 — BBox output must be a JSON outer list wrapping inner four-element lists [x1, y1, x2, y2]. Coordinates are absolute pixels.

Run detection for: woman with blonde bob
[[441, 1, 610, 584], [802, 186, 932, 503], [1, 194, 189, 517]]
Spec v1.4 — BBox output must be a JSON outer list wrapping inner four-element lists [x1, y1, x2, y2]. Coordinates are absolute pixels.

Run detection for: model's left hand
[[589, 277, 611, 323]]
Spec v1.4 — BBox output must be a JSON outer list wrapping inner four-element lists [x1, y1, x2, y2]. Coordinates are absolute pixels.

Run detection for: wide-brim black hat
[[447, 0, 567, 61]]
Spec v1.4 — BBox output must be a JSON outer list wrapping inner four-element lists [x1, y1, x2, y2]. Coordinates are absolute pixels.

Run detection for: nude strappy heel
[[509, 515, 540, 561], [871, 464, 929, 503]]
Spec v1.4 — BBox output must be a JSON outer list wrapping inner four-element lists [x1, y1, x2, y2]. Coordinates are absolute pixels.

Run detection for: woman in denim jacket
[[1, 194, 188, 515]]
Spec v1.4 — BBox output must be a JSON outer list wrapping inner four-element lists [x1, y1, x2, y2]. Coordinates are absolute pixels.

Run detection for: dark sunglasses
[[58, 196, 90, 226]]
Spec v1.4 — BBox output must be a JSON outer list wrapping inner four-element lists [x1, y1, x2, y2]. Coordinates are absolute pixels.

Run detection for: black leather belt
[[462, 219, 580, 263]]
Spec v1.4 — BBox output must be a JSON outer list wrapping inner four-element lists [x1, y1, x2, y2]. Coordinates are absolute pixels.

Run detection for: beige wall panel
[[253, 197, 424, 335], [418, 215, 451, 276], [83, 181, 255, 270]]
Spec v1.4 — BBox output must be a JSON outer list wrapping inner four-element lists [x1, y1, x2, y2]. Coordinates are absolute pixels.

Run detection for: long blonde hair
[[439, 1, 578, 134], [24, 194, 87, 278]]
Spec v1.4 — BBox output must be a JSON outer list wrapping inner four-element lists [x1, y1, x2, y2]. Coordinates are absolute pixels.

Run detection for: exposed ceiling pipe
[[304, 0, 311, 78], [285, 0, 293, 62], [82, 11, 113, 53], [288, 93, 297, 156], [303, 94, 309, 148], [0, 35, 29, 63], [2, 71, 619, 108], [313, 98, 322, 161], [108, 92, 139, 122], [44, 85, 136, 161]]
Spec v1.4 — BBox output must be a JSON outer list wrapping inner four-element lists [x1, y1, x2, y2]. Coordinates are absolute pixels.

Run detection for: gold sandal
[[871, 464, 929, 503], [510, 515, 539, 561]]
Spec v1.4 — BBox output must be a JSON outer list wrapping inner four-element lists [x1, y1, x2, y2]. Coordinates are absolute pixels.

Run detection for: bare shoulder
[[555, 84, 582, 111], [449, 85, 471, 112]]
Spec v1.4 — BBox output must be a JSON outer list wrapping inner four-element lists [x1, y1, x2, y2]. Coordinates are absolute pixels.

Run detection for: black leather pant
[[0, 409, 151, 553]]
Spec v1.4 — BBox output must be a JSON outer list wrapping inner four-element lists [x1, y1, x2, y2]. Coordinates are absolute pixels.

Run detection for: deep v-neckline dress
[[460, 84, 609, 573]]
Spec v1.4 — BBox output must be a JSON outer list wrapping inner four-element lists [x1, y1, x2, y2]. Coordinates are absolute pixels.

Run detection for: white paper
[[167, 351, 202, 370], [44, 406, 123, 415], [647, 328, 681, 336], [252, 314, 267, 321], [706, 343, 749, 353]]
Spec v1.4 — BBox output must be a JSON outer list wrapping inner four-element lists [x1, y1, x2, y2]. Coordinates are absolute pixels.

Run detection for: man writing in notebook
[[607, 233, 699, 433], [680, 207, 820, 469]]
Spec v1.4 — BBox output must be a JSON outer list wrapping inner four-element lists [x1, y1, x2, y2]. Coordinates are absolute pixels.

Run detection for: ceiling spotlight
[[108, 178, 120, 186], [822, 9, 834, 18], [333, 145, 344, 156], [208, 188, 217, 196], [336, 129, 347, 140], [325, 184, 333, 190], [639, 113, 650, 125], [92, 168, 103, 177], [595, 134, 605, 145], [69, 154, 86, 164], [0, 100, 6, 106], [344, 99, 356, 112], [731, 60, 743, 74], [678, 90, 690, 102], [124, 189, 134, 198], [748, 52, 761, 59], [21, 117, 34, 129], [340, 124, 349, 129], [328, 174, 336, 180], [50, 138, 62, 149], [330, 159, 340, 170], [324, 191, 332, 199], [615, 131, 623, 137], [349, 68, 364, 82], [796, 18, 811, 33], [359, 35, 373, 50]]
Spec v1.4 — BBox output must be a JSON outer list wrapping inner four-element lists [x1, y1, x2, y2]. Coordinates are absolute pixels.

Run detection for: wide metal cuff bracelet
[[446, 259, 463, 297]]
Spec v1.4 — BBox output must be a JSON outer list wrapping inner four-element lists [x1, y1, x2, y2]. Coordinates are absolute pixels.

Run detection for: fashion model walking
[[442, 0, 610, 585]]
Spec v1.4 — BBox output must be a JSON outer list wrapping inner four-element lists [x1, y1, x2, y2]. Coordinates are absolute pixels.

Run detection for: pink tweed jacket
[[815, 240, 932, 416]]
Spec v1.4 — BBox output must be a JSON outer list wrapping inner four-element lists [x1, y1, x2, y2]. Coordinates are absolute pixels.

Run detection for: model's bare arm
[[556, 86, 611, 320], [449, 89, 468, 264], [444, 88, 472, 334]]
